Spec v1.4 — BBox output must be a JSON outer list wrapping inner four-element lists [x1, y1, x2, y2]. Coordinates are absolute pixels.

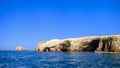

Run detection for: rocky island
[[16, 46, 26, 51], [35, 35, 120, 52]]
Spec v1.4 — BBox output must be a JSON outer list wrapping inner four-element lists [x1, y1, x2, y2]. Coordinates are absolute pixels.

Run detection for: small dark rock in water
[[35, 35, 120, 52]]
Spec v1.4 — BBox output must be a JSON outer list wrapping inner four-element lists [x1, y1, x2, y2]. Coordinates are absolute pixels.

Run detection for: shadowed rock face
[[35, 35, 120, 52], [16, 46, 25, 51]]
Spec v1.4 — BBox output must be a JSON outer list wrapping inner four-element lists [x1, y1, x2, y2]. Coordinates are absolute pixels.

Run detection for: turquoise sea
[[0, 51, 120, 68]]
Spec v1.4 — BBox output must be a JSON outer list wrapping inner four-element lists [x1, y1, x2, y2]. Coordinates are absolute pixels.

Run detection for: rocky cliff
[[35, 35, 120, 52], [16, 46, 25, 51]]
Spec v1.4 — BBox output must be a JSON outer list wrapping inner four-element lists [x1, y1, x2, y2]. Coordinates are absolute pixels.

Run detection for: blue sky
[[0, 0, 120, 50]]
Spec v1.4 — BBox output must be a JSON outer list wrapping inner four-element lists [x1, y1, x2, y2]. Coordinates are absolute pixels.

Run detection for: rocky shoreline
[[34, 35, 120, 52]]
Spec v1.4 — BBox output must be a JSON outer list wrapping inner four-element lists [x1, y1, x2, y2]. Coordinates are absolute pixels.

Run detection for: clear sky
[[0, 0, 120, 50]]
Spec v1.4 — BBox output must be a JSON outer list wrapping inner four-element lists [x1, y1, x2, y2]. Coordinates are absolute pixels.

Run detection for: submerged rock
[[16, 46, 25, 51], [35, 35, 120, 52]]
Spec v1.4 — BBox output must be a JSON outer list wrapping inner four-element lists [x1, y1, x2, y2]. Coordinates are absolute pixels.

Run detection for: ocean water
[[0, 51, 120, 68]]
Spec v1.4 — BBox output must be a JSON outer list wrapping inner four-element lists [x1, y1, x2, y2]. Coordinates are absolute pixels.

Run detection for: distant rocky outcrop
[[35, 35, 120, 52], [16, 46, 25, 51]]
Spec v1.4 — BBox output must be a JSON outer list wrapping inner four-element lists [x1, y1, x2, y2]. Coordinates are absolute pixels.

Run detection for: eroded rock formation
[[16, 46, 25, 51], [35, 35, 120, 52]]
